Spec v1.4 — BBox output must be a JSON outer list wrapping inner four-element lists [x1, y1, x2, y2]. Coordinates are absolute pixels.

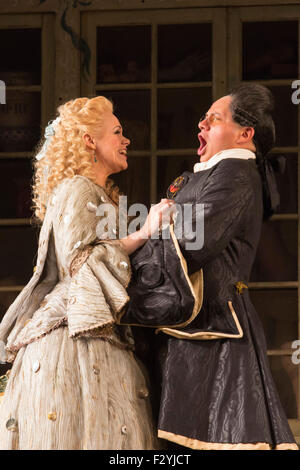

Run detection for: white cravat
[[193, 148, 256, 173]]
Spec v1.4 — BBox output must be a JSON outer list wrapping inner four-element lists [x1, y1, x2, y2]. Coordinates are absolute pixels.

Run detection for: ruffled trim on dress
[[5, 318, 67, 363], [5, 242, 132, 357], [67, 243, 131, 338]]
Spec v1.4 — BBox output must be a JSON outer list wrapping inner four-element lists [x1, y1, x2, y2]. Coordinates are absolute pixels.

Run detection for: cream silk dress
[[0, 175, 158, 450]]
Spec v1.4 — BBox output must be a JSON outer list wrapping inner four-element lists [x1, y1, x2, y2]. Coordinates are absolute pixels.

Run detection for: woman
[[0, 96, 171, 450], [121, 84, 298, 450]]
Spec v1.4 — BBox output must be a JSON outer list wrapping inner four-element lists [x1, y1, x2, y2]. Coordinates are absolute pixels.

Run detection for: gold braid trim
[[5, 318, 68, 362], [276, 443, 299, 450], [158, 430, 298, 450], [72, 322, 134, 351], [69, 246, 94, 277]]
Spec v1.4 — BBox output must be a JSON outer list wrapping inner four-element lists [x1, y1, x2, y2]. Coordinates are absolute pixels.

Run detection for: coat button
[[6, 418, 18, 432], [138, 387, 149, 399], [32, 360, 40, 373], [121, 425, 127, 435]]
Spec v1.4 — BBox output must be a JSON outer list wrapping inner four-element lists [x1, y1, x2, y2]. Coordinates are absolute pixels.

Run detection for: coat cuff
[[119, 225, 203, 328]]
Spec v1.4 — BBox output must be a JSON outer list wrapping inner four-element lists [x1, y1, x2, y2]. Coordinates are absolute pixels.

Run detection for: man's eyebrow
[[206, 111, 222, 116]]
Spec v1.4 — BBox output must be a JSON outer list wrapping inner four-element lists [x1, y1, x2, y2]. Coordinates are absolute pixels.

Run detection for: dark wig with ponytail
[[229, 83, 280, 219]]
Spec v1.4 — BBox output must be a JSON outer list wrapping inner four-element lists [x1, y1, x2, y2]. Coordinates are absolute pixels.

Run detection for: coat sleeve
[[119, 160, 256, 328], [176, 160, 255, 274]]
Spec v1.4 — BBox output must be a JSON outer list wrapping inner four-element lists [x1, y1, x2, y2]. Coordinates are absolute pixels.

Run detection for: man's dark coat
[[120, 157, 297, 449]]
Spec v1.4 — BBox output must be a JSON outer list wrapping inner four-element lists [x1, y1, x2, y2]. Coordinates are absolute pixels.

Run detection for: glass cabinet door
[[229, 5, 300, 438], [81, 8, 226, 206], [0, 15, 55, 375]]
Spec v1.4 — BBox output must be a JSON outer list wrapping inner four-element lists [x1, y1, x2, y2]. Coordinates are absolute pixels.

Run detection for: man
[[120, 84, 298, 450]]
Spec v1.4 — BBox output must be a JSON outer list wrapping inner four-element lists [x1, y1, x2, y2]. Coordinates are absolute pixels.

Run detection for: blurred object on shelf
[[97, 25, 151, 84], [0, 81, 41, 152], [158, 23, 212, 83], [243, 21, 298, 80], [159, 50, 211, 82]]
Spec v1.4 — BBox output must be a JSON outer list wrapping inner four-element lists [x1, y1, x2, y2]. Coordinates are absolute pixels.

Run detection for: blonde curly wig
[[32, 96, 120, 222]]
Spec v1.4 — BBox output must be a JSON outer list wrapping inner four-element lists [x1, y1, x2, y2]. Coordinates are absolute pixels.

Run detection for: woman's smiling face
[[197, 95, 244, 162], [93, 111, 130, 176]]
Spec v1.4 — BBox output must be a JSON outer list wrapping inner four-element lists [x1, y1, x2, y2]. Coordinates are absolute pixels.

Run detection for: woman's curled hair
[[32, 96, 119, 222]]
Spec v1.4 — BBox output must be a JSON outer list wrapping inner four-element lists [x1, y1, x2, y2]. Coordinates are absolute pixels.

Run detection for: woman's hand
[[120, 199, 176, 255], [139, 199, 176, 240]]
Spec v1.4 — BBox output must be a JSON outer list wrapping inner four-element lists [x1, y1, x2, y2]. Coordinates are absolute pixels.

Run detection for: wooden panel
[[81, 13, 97, 97], [0, 14, 42, 28], [41, 13, 55, 127], [228, 7, 242, 88], [82, 8, 214, 26], [213, 8, 227, 99], [150, 23, 157, 204], [238, 5, 300, 20]]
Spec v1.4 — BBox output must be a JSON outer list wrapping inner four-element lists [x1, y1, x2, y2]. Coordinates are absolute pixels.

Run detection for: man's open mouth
[[197, 135, 207, 156]]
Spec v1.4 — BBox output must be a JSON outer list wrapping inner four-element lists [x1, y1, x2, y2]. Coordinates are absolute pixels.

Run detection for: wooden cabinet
[[82, 8, 227, 206], [0, 13, 55, 373]]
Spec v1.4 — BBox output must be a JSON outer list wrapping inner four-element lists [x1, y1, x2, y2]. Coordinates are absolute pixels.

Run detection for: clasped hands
[[139, 198, 177, 240]]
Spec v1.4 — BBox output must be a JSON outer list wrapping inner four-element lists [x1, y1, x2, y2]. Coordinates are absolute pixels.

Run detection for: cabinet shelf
[[249, 281, 298, 289], [0, 218, 32, 226]]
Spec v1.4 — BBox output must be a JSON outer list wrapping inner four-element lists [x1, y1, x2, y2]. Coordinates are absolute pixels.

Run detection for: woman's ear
[[82, 132, 96, 150], [236, 126, 255, 145]]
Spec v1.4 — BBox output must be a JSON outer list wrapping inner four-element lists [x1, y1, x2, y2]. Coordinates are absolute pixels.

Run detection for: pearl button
[[93, 365, 100, 375], [138, 387, 149, 399], [32, 360, 40, 373], [100, 196, 106, 202], [86, 202, 97, 212], [121, 425, 127, 435], [6, 418, 18, 432], [48, 412, 57, 421], [73, 241, 82, 250], [69, 297, 76, 305], [64, 214, 71, 224], [119, 261, 128, 269]]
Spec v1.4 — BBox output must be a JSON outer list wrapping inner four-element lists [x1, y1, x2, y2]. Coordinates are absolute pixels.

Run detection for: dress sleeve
[[51, 176, 131, 337]]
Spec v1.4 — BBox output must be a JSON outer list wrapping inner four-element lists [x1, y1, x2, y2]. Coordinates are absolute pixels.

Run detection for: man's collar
[[193, 148, 256, 173]]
